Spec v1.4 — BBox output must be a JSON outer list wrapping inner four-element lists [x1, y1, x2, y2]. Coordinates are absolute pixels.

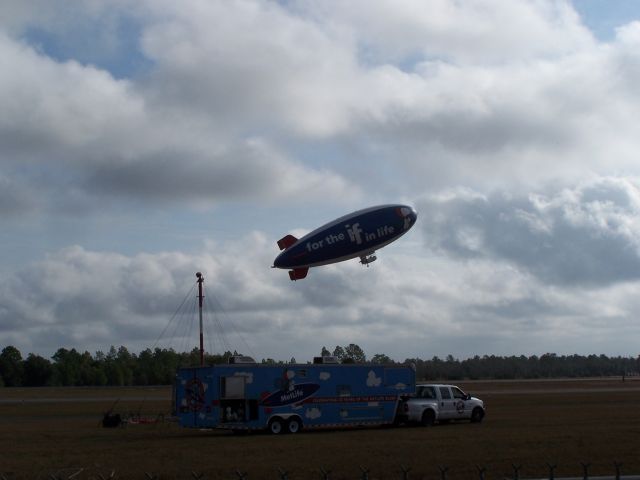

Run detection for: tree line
[[1, 344, 638, 387]]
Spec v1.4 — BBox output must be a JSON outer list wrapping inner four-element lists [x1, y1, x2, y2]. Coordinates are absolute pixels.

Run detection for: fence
[[3, 463, 640, 480]]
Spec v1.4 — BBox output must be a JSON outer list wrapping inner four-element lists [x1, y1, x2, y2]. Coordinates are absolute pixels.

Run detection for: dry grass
[[1, 378, 639, 479]]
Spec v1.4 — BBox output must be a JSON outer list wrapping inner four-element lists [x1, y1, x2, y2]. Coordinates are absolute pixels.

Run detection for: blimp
[[273, 204, 418, 280]]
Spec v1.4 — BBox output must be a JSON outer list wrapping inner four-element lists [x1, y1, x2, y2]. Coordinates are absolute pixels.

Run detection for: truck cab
[[399, 384, 485, 426]]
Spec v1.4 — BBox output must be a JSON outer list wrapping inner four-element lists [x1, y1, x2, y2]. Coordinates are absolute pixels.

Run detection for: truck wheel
[[421, 409, 435, 427], [286, 417, 302, 434], [268, 417, 284, 434], [470, 407, 484, 423]]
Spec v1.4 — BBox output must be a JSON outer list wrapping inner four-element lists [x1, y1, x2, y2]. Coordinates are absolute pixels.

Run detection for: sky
[[1, 0, 640, 363]]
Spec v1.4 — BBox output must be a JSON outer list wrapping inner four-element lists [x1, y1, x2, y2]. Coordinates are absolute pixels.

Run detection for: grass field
[[1, 378, 639, 479]]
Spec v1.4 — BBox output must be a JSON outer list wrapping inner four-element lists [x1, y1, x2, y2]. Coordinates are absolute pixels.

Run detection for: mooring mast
[[196, 272, 205, 366]]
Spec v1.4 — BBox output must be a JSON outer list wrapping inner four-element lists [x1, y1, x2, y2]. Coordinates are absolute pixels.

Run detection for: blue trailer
[[174, 360, 415, 434]]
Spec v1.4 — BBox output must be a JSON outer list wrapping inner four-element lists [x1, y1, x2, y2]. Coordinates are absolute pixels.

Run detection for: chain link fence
[[2, 463, 640, 480]]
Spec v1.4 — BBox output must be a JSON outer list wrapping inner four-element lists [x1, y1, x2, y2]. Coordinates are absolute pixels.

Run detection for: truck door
[[450, 386, 471, 419], [437, 386, 457, 420]]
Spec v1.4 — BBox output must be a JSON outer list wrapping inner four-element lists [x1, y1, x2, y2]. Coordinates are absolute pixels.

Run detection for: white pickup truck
[[399, 384, 485, 426]]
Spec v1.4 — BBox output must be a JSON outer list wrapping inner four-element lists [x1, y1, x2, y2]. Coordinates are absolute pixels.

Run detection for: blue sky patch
[[572, 0, 640, 41], [22, 14, 152, 79]]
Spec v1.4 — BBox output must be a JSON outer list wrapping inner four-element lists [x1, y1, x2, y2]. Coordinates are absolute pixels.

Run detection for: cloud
[[0, 245, 194, 352], [4, 0, 640, 207], [366, 370, 382, 387], [85, 138, 357, 205], [305, 407, 321, 420], [0, 233, 362, 356], [1, 219, 640, 361], [3, 1, 640, 361], [0, 232, 425, 357], [0, 174, 36, 215], [0, 26, 359, 216], [295, 0, 595, 65], [418, 177, 640, 286], [139, 0, 363, 138]]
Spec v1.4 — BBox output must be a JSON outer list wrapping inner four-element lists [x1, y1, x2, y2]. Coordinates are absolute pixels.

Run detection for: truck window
[[417, 386, 436, 399], [438, 387, 452, 399], [451, 387, 466, 399]]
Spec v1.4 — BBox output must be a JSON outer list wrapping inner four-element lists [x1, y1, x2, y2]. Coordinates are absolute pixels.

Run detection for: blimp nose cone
[[398, 205, 417, 226], [410, 206, 418, 223]]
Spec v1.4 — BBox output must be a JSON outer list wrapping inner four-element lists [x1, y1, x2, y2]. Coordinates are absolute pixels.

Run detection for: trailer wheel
[[286, 417, 302, 434], [421, 409, 435, 427], [268, 417, 284, 435]]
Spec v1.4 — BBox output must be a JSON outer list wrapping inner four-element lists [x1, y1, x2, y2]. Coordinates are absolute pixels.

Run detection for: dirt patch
[[1, 379, 639, 479]]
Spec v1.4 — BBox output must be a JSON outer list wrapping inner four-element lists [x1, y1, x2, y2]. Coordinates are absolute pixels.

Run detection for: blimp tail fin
[[288, 268, 308, 281], [277, 234, 298, 251]]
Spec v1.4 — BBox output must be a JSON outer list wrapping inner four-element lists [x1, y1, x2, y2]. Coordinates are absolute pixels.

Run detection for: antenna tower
[[196, 272, 205, 366]]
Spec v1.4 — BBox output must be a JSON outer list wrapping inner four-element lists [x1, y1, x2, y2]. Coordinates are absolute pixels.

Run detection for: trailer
[[173, 359, 415, 434]]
